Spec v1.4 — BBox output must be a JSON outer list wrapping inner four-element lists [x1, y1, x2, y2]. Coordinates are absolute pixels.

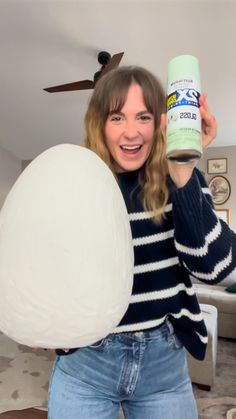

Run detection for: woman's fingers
[[31, 347, 70, 353], [199, 93, 217, 148]]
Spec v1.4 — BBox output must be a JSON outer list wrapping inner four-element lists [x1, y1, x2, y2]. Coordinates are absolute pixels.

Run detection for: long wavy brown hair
[[83, 66, 169, 222]]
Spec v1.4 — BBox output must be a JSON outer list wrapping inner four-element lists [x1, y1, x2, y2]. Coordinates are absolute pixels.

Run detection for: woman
[[48, 66, 236, 419]]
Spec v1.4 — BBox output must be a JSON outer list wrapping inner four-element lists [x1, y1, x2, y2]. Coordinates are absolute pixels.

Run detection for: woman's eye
[[109, 113, 122, 122], [110, 115, 122, 122], [139, 114, 152, 122]]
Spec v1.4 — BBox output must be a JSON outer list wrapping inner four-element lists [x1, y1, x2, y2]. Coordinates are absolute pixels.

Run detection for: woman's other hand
[[31, 347, 70, 353]]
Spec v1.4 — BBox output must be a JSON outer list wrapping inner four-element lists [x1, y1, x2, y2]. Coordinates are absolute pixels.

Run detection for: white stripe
[[195, 331, 208, 344], [165, 203, 173, 213], [171, 308, 204, 322], [129, 212, 154, 221], [202, 187, 211, 196], [130, 283, 195, 303], [183, 248, 232, 281], [133, 229, 174, 247], [129, 203, 172, 222], [114, 316, 167, 332], [174, 219, 222, 257], [134, 256, 179, 275], [114, 309, 205, 333], [206, 218, 222, 243]]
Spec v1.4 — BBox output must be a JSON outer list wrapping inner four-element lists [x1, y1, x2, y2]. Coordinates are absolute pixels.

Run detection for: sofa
[[191, 269, 236, 339], [187, 268, 236, 391]]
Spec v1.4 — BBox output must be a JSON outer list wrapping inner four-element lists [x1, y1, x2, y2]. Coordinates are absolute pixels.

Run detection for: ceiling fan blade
[[44, 79, 94, 93], [100, 52, 124, 77]]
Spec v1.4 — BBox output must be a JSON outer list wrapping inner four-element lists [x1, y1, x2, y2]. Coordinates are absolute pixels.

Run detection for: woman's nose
[[124, 120, 138, 139]]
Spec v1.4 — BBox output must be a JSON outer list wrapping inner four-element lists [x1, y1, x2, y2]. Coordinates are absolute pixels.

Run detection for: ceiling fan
[[43, 51, 124, 93]]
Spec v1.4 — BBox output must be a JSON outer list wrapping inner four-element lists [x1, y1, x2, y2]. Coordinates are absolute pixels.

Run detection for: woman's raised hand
[[161, 94, 217, 188], [199, 93, 217, 149]]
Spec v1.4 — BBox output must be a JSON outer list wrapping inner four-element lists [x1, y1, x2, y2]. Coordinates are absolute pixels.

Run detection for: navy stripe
[[134, 238, 177, 265]]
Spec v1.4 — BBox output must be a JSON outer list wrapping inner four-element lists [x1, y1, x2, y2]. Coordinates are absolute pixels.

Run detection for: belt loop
[[134, 331, 144, 338], [165, 317, 174, 335]]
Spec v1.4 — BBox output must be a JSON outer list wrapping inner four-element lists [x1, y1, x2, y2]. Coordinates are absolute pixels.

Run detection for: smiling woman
[[43, 65, 236, 419]]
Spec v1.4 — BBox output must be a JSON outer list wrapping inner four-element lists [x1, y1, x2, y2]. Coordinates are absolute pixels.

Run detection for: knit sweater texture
[[114, 168, 236, 360]]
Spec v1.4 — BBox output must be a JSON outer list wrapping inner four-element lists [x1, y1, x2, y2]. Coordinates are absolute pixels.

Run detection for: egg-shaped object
[[0, 144, 133, 348]]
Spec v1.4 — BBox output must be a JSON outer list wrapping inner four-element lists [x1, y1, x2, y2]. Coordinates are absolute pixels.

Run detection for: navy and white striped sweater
[[114, 168, 236, 360]]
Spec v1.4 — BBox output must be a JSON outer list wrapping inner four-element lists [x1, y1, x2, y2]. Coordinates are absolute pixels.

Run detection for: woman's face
[[104, 83, 155, 173]]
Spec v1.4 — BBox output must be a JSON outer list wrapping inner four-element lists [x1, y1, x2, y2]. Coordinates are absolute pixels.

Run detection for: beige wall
[[0, 146, 21, 208], [197, 146, 236, 232], [22, 160, 31, 171]]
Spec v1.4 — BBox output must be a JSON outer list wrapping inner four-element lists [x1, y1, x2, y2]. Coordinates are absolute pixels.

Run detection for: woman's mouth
[[120, 145, 142, 154]]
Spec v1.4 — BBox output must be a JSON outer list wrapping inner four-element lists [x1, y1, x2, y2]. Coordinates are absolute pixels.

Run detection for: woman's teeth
[[120, 145, 142, 151]]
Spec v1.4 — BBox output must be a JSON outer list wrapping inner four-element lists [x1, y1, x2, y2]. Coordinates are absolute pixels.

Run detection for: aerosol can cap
[[168, 55, 200, 81]]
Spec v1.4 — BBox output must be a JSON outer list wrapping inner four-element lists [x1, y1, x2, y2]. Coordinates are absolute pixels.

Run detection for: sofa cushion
[[193, 283, 236, 314]]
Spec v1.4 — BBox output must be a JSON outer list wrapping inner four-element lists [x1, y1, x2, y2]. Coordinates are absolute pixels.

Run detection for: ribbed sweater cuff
[[170, 170, 207, 243]]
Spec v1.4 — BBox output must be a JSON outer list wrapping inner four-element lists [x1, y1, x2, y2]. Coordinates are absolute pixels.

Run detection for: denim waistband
[[110, 318, 174, 343], [55, 319, 175, 356]]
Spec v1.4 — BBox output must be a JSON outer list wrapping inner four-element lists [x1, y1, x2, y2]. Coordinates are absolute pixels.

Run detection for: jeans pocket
[[88, 337, 108, 351]]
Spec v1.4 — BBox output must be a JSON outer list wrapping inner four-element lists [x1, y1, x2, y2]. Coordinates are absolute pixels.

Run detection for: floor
[[193, 338, 236, 418], [0, 409, 46, 418]]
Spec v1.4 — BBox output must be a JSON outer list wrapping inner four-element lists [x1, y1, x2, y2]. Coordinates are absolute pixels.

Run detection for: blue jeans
[[48, 320, 198, 419]]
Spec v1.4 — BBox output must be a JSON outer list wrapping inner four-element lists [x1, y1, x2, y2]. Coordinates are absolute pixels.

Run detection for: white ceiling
[[0, 0, 235, 160]]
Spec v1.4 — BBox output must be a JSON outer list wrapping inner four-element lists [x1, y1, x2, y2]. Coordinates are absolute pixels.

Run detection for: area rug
[[193, 337, 236, 418], [0, 331, 235, 418], [0, 331, 54, 413]]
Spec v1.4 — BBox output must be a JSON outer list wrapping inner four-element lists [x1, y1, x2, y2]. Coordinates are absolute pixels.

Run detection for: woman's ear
[[160, 113, 167, 137]]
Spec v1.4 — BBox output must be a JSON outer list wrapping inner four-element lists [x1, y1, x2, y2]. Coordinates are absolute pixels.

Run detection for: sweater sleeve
[[170, 168, 236, 284]]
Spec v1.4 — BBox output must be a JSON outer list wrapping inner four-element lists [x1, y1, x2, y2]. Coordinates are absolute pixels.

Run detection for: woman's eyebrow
[[108, 109, 151, 117], [109, 110, 123, 114], [136, 110, 150, 116], [109, 110, 150, 115]]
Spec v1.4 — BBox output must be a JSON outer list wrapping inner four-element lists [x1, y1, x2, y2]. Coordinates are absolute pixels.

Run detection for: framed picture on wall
[[208, 176, 231, 205], [215, 209, 230, 224], [207, 158, 227, 174]]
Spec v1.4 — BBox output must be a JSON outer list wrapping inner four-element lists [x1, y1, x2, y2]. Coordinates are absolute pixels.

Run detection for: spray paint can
[[166, 55, 201, 163]]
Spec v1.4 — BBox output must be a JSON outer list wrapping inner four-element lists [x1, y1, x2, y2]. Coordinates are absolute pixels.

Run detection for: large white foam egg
[[0, 144, 133, 348]]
